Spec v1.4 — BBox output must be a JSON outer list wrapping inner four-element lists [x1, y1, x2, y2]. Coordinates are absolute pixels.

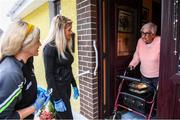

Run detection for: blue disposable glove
[[54, 99, 67, 112], [43, 91, 51, 106], [73, 87, 79, 100], [37, 86, 46, 96], [37, 87, 51, 107], [33, 92, 47, 111]]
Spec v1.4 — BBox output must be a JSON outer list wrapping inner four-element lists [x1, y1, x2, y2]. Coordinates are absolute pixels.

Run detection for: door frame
[[97, 0, 104, 118], [158, 0, 180, 118], [97, 0, 116, 118]]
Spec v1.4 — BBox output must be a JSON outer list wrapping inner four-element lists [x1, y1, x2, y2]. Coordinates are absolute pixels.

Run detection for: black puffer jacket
[[43, 41, 77, 101]]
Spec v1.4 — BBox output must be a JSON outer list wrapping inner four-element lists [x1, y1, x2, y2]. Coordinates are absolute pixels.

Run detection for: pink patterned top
[[129, 36, 161, 78]]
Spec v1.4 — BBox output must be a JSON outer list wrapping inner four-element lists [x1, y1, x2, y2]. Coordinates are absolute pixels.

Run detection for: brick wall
[[76, 0, 98, 119]]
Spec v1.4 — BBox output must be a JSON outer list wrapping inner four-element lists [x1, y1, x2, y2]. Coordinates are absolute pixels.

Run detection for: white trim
[[7, 0, 48, 20]]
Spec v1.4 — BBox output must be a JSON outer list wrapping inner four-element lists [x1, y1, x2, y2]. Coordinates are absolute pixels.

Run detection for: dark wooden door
[[114, 0, 142, 88], [152, 1, 161, 35], [158, 0, 180, 118], [106, 0, 142, 116]]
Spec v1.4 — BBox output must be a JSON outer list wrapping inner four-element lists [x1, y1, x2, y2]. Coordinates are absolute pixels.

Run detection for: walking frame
[[113, 69, 159, 120]]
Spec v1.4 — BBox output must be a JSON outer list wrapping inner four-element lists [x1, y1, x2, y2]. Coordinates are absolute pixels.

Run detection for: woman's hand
[[73, 87, 79, 100], [128, 65, 135, 70], [54, 99, 67, 112], [34, 92, 50, 111]]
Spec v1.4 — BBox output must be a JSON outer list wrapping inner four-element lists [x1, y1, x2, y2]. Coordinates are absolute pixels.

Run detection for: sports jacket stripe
[[0, 82, 23, 113]]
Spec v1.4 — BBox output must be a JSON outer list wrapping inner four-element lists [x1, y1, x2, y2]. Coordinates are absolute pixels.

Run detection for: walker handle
[[117, 75, 141, 82]]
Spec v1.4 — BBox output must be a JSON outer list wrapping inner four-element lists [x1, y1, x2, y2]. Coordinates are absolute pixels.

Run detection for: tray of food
[[128, 88, 148, 94], [129, 82, 149, 91]]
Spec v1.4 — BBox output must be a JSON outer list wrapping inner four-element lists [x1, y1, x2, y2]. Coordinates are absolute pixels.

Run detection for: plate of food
[[129, 82, 148, 90]]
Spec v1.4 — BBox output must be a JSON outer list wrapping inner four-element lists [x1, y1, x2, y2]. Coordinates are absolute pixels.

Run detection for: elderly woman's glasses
[[141, 31, 152, 36]]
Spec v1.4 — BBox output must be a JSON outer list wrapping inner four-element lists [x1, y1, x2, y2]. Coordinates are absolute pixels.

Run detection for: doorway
[[98, 0, 162, 118]]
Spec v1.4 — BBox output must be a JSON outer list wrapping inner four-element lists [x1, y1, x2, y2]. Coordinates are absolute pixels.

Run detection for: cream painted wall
[[23, 3, 49, 88], [61, 0, 80, 112]]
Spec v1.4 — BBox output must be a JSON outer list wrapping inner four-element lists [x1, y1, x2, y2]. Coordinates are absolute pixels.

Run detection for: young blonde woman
[[43, 15, 79, 119], [0, 21, 49, 119]]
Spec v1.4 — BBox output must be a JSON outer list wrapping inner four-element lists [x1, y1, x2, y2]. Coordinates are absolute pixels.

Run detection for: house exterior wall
[[22, 2, 50, 87], [0, 28, 3, 37], [61, 0, 80, 112], [76, 0, 98, 119]]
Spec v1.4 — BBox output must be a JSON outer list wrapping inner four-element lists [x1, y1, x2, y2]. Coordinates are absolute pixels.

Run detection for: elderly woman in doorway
[[128, 22, 161, 89], [43, 15, 79, 119], [0, 21, 50, 119]]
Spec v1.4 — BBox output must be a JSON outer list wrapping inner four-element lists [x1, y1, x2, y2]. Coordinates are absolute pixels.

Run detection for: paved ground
[[72, 110, 87, 120], [121, 112, 145, 120], [121, 111, 156, 120]]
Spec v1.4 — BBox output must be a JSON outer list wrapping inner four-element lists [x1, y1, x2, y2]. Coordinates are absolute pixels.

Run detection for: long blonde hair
[[43, 15, 72, 59], [0, 21, 40, 61]]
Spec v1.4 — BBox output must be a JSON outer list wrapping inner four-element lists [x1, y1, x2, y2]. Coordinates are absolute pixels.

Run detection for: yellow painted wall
[[23, 3, 49, 88], [61, 0, 80, 112]]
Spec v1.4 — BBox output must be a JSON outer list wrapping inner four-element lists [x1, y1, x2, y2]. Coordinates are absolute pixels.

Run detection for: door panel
[[113, 0, 142, 103], [98, 0, 145, 118]]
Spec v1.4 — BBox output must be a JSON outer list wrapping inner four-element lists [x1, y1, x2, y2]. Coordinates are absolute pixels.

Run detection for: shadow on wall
[[0, 28, 3, 38]]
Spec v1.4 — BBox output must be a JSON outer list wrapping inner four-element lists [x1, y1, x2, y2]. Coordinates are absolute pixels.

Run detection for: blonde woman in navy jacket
[[0, 21, 49, 119]]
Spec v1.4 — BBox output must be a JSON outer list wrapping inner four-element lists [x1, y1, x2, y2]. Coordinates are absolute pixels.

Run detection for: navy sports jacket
[[0, 57, 24, 119]]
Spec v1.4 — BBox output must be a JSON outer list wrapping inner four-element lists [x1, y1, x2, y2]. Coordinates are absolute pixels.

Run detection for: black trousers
[[141, 75, 159, 110], [141, 75, 159, 90], [55, 83, 73, 119]]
